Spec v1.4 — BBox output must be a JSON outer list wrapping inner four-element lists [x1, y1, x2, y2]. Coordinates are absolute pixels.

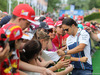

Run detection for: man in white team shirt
[[62, 18, 93, 75]]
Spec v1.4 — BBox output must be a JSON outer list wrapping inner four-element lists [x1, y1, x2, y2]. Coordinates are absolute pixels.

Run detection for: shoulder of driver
[[79, 30, 90, 45]]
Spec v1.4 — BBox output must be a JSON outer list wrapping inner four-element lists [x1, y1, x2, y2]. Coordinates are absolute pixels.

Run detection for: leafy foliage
[[0, 0, 17, 13], [84, 13, 100, 21], [0, 0, 7, 12], [67, 0, 90, 10], [67, 0, 100, 10], [47, 0, 60, 12], [11, 0, 18, 12]]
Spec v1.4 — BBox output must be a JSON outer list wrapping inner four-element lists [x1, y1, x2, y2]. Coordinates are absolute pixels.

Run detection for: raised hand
[[0, 43, 10, 63]]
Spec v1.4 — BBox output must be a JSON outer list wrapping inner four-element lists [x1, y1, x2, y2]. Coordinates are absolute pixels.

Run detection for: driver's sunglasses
[[63, 28, 69, 31]]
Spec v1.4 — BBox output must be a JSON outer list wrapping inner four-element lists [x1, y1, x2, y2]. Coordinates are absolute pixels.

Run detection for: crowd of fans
[[0, 4, 100, 75]]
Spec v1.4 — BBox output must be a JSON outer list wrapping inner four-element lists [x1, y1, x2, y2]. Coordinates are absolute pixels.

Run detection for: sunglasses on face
[[63, 28, 69, 31], [54, 30, 57, 33], [44, 29, 53, 34], [48, 29, 53, 33], [44, 29, 49, 34]]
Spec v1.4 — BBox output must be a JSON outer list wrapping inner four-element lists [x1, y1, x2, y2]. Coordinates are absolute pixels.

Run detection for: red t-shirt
[[62, 33, 69, 40], [52, 35, 62, 48]]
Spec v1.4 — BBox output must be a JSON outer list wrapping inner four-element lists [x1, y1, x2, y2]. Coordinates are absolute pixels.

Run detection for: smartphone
[[0, 38, 9, 49], [4, 38, 9, 47], [64, 55, 71, 60]]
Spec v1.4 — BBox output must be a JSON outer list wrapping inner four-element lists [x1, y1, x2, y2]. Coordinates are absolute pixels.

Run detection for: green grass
[[92, 49, 100, 73], [90, 19, 100, 24]]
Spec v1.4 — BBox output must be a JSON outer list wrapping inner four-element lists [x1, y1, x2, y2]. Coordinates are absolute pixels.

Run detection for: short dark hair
[[20, 39, 42, 63], [41, 11, 45, 15], [12, 14, 26, 21], [62, 18, 77, 26], [12, 14, 18, 19]]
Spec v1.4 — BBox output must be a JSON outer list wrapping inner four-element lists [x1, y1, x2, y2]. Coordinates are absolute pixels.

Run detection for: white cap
[[22, 33, 34, 40]]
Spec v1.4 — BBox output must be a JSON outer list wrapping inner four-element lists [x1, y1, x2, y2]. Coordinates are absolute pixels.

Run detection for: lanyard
[[57, 34, 61, 48], [77, 31, 85, 70]]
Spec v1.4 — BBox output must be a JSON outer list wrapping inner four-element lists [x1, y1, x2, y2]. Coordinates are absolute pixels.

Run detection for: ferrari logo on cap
[[22, 10, 25, 13], [21, 10, 28, 16], [15, 30, 20, 37], [31, 15, 35, 18], [14, 31, 16, 35]]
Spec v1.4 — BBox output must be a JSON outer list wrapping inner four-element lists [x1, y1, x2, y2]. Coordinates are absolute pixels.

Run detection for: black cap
[[0, 15, 12, 27], [39, 22, 50, 30], [38, 16, 46, 22]]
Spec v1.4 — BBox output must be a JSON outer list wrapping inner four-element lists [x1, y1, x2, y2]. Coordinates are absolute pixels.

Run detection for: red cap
[[59, 16, 64, 21], [62, 14, 65, 17], [90, 25, 96, 29], [82, 23, 85, 26], [43, 17, 54, 26], [0, 23, 23, 41], [54, 21, 62, 27], [78, 18, 81, 20], [13, 4, 35, 23], [86, 22, 90, 27]]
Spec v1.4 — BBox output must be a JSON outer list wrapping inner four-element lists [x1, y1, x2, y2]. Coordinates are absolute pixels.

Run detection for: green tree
[[95, 0, 100, 8], [0, 0, 7, 12], [0, 0, 18, 13], [67, 0, 100, 10], [11, 0, 18, 12], [88, 0, 96, 9], [67, 0, 90, 10], [47, 0, 60, 12], [87, 0, 100, 9]]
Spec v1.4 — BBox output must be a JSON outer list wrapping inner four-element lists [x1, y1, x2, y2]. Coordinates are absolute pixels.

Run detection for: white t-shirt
[[66, 28, 92, 68]]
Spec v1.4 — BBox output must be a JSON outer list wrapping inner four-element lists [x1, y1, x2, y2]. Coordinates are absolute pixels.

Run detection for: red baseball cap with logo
[[59, 16, 64, 21], [85, 22, 90, 27], [54, 21, 62, 27], [43, 17, 54, 26], [12, 4, 35, 23], [0, 23, 23, 41], [90, 25, 96, 29]]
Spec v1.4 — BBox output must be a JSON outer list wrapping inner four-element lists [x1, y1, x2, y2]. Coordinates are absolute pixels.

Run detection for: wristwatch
[[64, 50, 67, 55]]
